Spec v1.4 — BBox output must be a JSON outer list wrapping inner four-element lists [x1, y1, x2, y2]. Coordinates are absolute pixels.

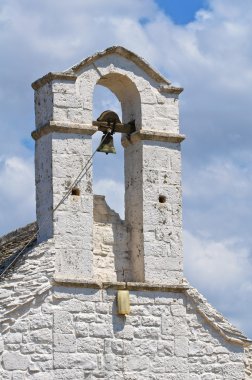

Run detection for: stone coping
[[31, 46, 173, 90], [186, 286, 252, 346], [122, 130, 185, 147], [159, 85, 184, 94], [53, 277, 189, 292], [32, 72, 77, 90], [31, 121, 98, 140]]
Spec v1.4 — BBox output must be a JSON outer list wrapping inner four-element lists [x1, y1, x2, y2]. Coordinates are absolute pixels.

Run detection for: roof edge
[[0, 222, 38, 277], [186, 284, 251, 346]]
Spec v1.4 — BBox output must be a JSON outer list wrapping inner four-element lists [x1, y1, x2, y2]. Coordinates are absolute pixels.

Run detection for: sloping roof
[[0, 222, 37, 276], [32, 46, 172, 90]]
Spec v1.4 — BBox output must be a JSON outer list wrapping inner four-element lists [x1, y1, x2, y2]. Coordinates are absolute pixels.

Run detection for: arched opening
[[92, 72, 142, 282], [92, 85, 124, 218], [92, 72, 141, 220]]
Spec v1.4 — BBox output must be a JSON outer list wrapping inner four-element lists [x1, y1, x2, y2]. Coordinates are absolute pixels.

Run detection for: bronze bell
[[97, 133, 116, 155]]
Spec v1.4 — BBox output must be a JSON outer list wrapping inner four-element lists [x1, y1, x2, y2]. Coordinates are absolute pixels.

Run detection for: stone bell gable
[[0, 46, 251, 379], [32, 46, 185, 285]]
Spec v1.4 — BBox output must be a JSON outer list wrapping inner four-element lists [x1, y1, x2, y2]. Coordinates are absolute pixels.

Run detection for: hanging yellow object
[[117, 290, 130, 315]]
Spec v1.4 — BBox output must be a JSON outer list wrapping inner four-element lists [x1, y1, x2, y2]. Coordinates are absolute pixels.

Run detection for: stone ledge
[[159, 84, 184, 94], [122, 130, 185, 147], [32, 72, 77, 90], [31, 121, 98, 140], [53, 277, 189, 292]]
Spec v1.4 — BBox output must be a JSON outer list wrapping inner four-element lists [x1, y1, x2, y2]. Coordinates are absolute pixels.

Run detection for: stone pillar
[[32, 78, 97, 281], [123, 109, 185, 285]]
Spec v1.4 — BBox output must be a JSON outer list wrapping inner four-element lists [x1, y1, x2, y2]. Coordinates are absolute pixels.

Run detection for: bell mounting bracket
[[93, 110, 135, 135]]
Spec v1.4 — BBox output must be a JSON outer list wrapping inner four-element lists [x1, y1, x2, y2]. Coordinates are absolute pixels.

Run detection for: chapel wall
[[0, 283, 247, 379]]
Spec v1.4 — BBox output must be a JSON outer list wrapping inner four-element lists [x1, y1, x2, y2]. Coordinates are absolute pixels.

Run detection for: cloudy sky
[[0, 0, 251, 336]]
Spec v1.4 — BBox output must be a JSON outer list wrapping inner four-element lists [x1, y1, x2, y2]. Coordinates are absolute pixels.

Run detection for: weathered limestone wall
[[0, 232, 248, 379], [34, 79, 83, 129], [245, 345, 252, 379], [124, 142, 144, 282], [93, 195, 130, 282], [34, 82, 53, 129], [0, 282, 246, 379], [35, 132, 94, 280], [142, 141, 182, 284], [187, 300, 245, 379], [124, 140, 183, 284], [35, 134, 53, 242], [52, 132, 94, 281]]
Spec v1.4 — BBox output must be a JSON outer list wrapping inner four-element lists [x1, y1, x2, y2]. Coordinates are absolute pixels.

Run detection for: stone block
[[53, 287, 101, 302], [124, 339, 158, 357], [30, 353, 51, 362], [30, 314, 52, 330], [0, 337, 4, 353], [28, 374, 52, 380], [35, 343, 52, 354], [157, 340, 174, 356], [11, 372, 26, 380], [161, 314, 174, 335], [54, 352, 97, 370], [4, 333, 22, 344], [74, 312, 96, 323], [222, 363, 245, 379], [89, 323, 112, 338], [134, 327, 159, 340], [53, 92, 82, 108], [175, 336, 188, 357], [104, 354, 123, 372], [75, 322, 89, 337], [29, 328, 52, 344], [2, 351, 30, 370], [171, 304, 186, 317], [53, 310, 74, 334], [124, 355, 149, 371], [114, 324, 134, 340], [53, 369, 84, 380], [95, 302, 109, 314], [11, 320, 30, 333], [20, 343, 36, 354], [54, 333, 76, 352], [141, 316, 161, 327], [77, 338, 103, 354]]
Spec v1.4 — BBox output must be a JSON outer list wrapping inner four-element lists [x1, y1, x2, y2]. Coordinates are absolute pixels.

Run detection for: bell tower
[[32, 46, 184, 285]]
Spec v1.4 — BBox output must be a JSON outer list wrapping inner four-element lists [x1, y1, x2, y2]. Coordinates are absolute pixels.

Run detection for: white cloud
[[184, 158, 252, 200], [182, 156, 252, 248], [0, 156, 35, 235], [184, 230, 251, 289], [184, 229, 252, 334]]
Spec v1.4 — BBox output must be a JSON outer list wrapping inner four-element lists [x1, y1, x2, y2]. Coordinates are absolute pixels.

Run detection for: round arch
[[96, 72, 142, 130]]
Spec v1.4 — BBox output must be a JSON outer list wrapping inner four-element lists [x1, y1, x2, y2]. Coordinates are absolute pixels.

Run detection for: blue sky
[[155, 0, 208, 24], [0, 0, 251, 337]]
